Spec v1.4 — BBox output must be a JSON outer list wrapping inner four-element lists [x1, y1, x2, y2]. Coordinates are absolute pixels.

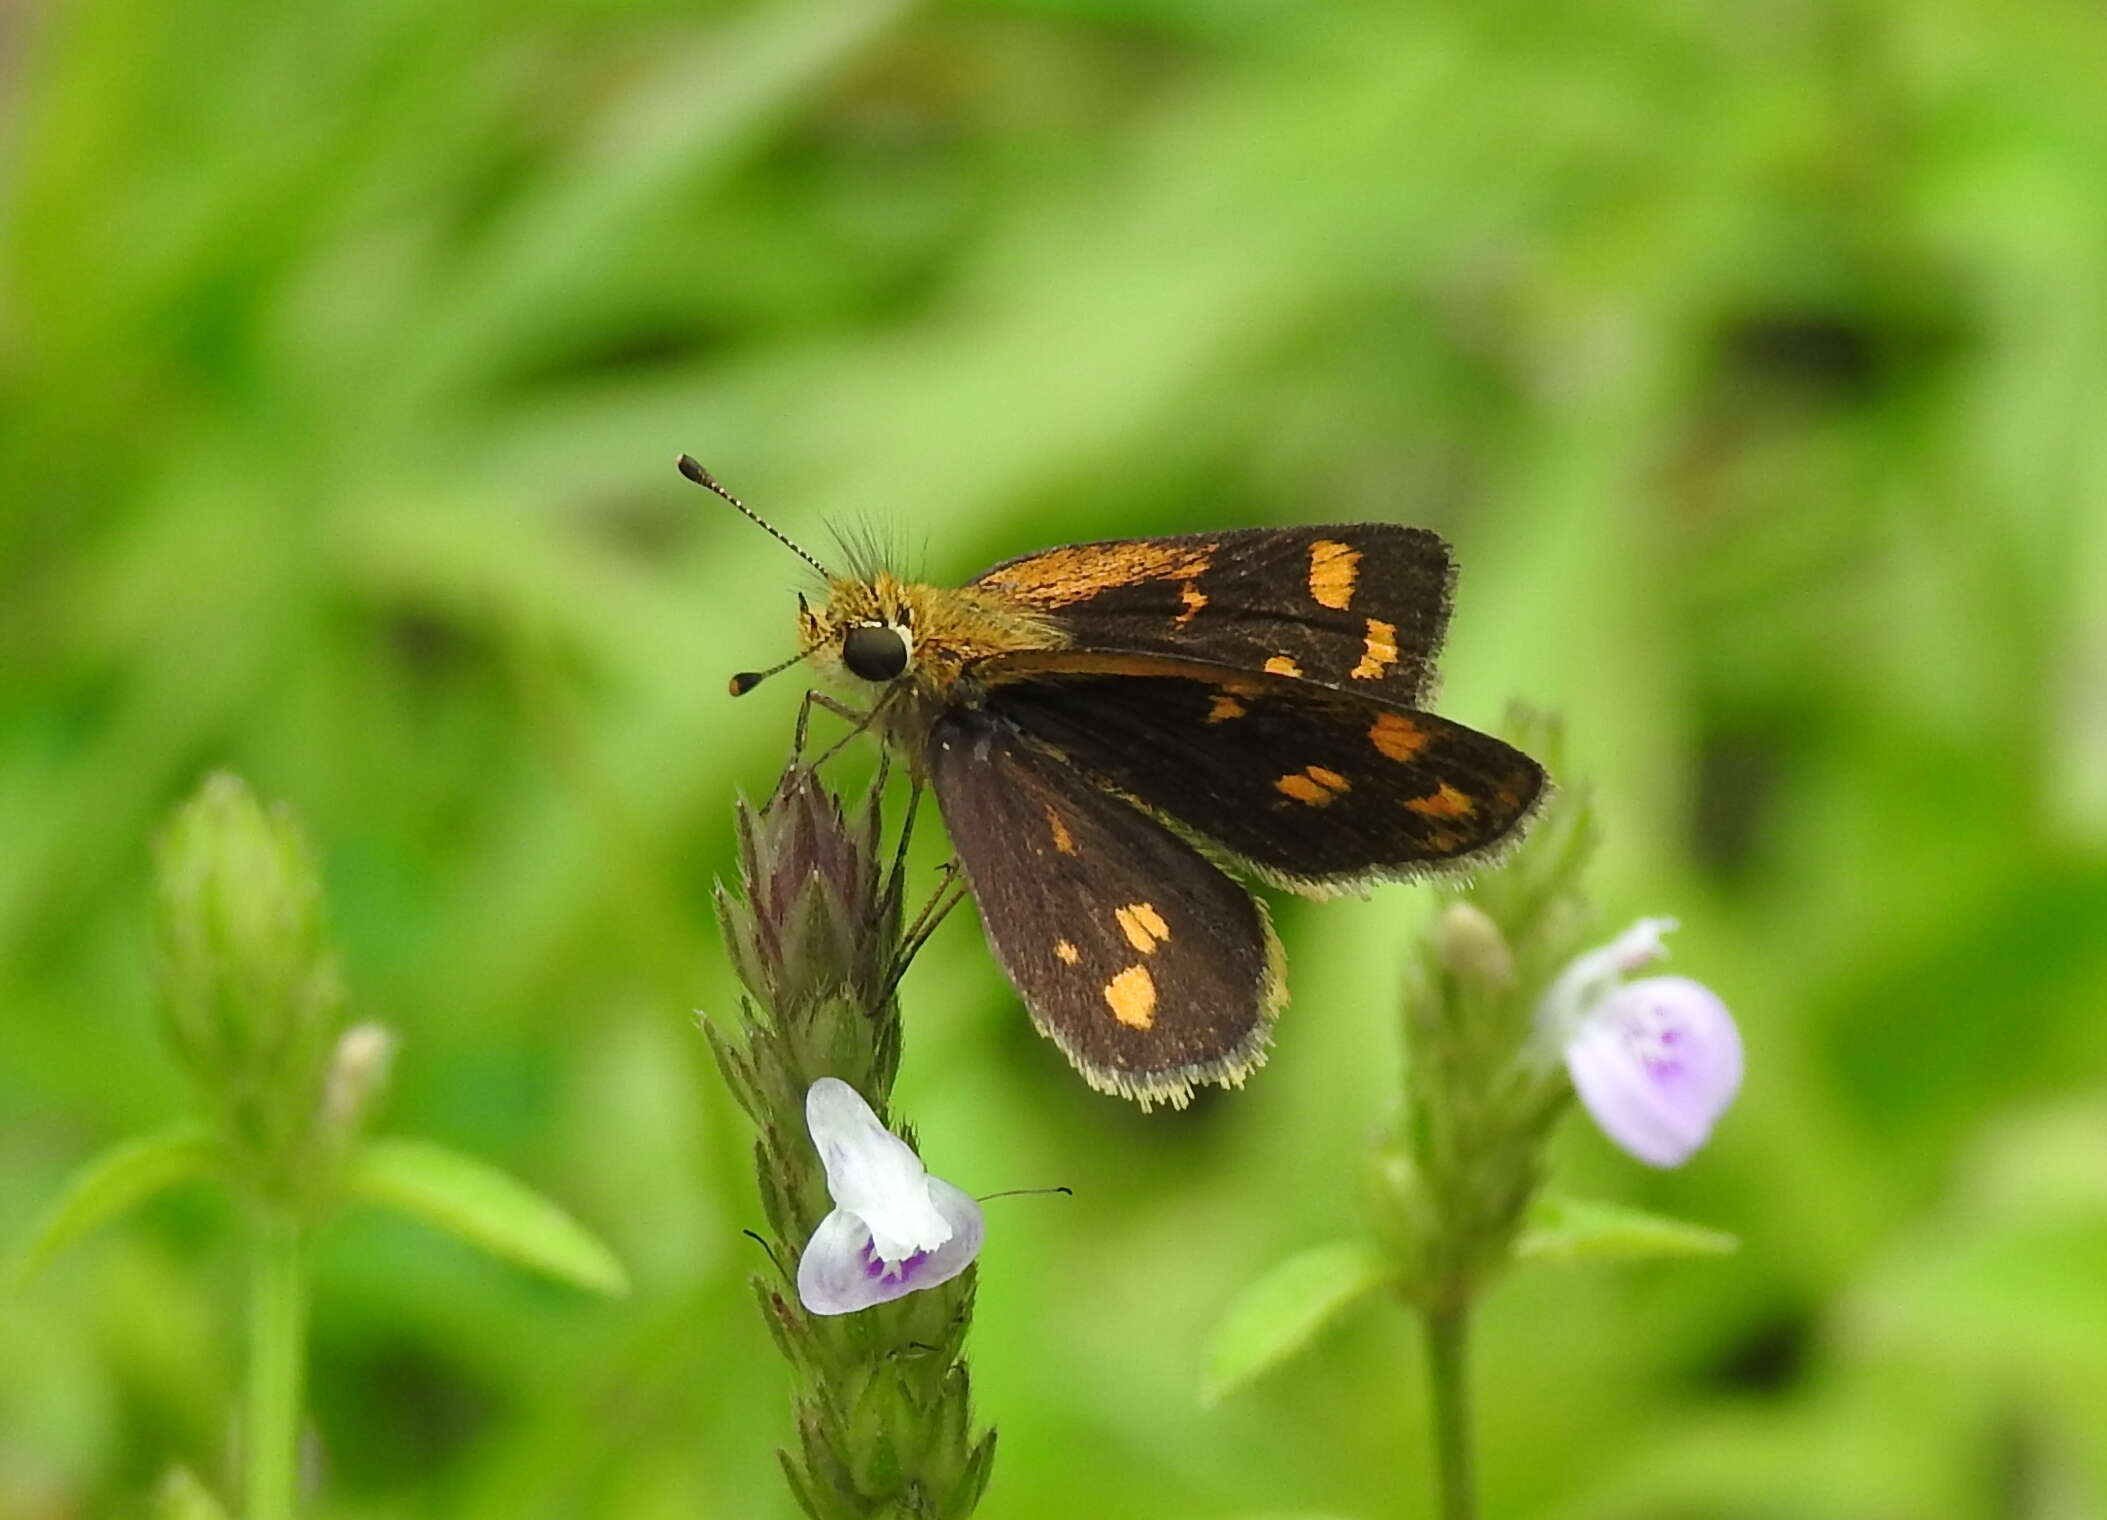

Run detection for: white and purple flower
[[797, 1077, 984, 1316], [1537, 919, 1743, 1168]]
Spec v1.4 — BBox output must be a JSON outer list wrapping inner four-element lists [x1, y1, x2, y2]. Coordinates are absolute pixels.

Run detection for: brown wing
[[926, 706, 1284, 1109], [966, 652, 1546, 896], [969, 525, 1453, 704]]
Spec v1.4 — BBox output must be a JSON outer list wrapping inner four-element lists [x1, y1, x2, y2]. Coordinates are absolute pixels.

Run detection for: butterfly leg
[[792, 689, 872, 760], [798, 687, 901, 772], [870, 765, 915, 930], [883, 860, 966, 1003], [883, 769, 923, 907]]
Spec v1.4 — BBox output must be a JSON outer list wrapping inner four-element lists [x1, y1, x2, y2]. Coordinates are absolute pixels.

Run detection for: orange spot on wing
[[1055, 939, 1081, 964], [976, 542, 1217, 609], [1175, 582, 1208, 626], [1045, 805, 1077, 855], [1308, 540, 1360, 610], [1104, 965, 1157, 1028], [1115, 902, 1171, 954], [1369, 711, 1430, 761], [1207, 693, 1247, 723], [1264, 655, 1303, 677], [1351, 618, 1399, 680], [1405, 782, 1476, 819], [1276, 766, 1352, 805]]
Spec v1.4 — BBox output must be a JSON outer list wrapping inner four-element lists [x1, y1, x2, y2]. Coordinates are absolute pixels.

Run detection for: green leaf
[[1516, 1192, 1739, 1266], [9, 1123, 220, 1290], [1201, 1240, 1393, 1407], [344, 1137, 628, 1296], [154, 1467, 234, 1520]]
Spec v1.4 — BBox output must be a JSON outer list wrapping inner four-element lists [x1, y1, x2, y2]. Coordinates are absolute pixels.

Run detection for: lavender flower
[[1539, 919, 1743, 1167], [797, 1078, 984, 1316]]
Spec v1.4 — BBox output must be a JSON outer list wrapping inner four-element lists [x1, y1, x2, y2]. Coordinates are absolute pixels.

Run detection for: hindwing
[[969, 525, 1453, 703], [925, 707, 1284, 1108]]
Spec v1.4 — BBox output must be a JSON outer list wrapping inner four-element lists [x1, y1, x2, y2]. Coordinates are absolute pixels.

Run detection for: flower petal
[[796, 1183, 985, 1317], [1536, 917, 1679, 1045], [920, 1176, 986, 1285], [805, 1077, 954, 1263], [797, 1208, 887, 1316], [1567, 975, 1742, 1167]]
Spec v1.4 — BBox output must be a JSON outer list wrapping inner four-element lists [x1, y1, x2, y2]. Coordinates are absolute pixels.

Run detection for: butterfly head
[[679, 456, 1057, 702], [750, 569, 1056, 707], [722, 568, 945, 700]]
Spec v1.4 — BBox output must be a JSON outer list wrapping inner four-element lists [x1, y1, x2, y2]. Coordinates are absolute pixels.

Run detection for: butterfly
[[686, 456, 1547, 1108]]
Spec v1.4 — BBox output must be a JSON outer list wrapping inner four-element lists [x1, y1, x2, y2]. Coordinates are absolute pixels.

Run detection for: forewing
[[977, 662, 1545, 894], [969, 525, 1453, 703], [926, 708, 1284, 1109]]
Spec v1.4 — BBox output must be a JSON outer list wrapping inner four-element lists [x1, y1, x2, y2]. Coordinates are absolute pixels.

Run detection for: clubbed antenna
[[677, 455, 832, 579], [730, 595, 829, 697], [729, 649, 811, 697]]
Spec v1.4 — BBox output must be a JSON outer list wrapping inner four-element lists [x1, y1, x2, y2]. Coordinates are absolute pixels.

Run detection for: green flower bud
[[713, 766, 907, 1113], [152, 773, 345, 1203], [1435, 902, 1514, 994], [1362, 1140, 1438, 1293], [719, 767, 900, 1018]]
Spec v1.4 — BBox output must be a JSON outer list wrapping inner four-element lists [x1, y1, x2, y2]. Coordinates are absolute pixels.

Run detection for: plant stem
[[244, 1211, 307, 1520], [1422, 1302, 1476, 1520]]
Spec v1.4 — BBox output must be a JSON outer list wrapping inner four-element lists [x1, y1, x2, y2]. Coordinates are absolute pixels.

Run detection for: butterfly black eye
[[842, 623, 910, 682]]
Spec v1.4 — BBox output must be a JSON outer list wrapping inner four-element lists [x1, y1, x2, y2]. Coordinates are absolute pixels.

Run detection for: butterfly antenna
[[676, 455, 832, 579], [727, 645, 811, 697], [684, 458, 835, 696], [728, 598, 838, 695]]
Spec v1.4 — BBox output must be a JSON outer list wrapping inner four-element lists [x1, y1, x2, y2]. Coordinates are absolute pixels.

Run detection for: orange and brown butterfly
[[684, 455, 1547, 1109]]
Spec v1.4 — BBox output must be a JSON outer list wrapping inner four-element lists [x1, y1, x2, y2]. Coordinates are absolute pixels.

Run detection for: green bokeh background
[[6, 0, 2107, 1514]]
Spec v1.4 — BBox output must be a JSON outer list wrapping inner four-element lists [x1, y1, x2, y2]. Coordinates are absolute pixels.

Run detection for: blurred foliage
[[3, 0, 2106, 1515]]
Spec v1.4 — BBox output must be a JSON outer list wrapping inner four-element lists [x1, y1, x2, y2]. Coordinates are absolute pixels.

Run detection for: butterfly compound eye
[[841, 623, 910, 682]]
